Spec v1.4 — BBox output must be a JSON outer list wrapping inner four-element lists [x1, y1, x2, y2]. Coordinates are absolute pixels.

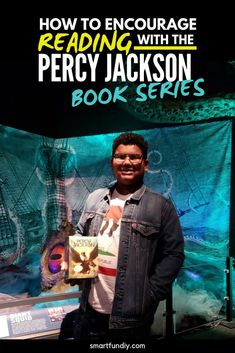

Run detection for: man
[[59, 132, 184, 340]]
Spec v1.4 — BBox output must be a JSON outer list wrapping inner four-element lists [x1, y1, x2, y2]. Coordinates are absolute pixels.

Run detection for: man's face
[[111, 144, 148, 186]]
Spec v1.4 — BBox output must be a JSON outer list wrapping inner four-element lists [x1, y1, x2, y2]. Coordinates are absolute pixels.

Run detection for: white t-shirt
[[88, 189, 131, 313]]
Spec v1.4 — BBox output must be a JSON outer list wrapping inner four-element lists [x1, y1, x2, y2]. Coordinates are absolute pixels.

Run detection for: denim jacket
[[76, 183, 184, 329]]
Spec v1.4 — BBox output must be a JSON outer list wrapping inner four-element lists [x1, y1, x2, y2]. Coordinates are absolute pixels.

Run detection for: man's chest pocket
[[131, 222, 160, 249], [84, 213, 97, 236]]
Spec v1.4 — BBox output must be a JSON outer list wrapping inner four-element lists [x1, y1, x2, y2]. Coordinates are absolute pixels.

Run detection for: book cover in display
[[67, 235, 98, 279]]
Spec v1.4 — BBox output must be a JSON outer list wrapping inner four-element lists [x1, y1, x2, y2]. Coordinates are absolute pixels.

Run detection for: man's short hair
[[112, 132, 148, 159]]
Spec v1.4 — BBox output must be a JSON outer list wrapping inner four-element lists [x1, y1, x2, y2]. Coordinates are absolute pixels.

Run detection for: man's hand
[[64, 278, 85, 287]]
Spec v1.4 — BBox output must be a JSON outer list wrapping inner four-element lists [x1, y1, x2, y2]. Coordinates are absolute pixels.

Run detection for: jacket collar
[[105, 183, 146, 201]]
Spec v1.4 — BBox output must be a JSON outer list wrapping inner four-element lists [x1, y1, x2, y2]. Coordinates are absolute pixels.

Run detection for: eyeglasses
[[113, 154, 143, 163]]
